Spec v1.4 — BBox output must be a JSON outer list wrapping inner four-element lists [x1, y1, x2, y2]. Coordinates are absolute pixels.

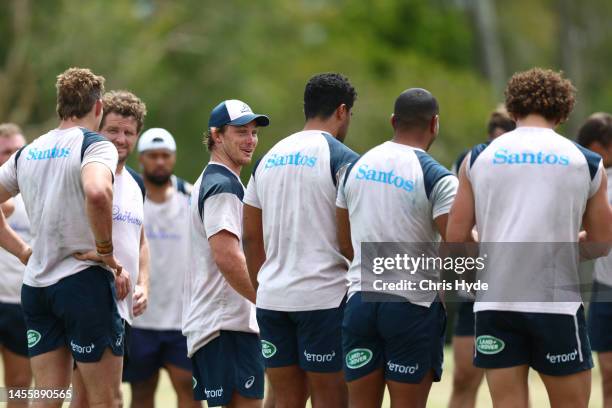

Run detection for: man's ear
[[431, 115, 439, 135], [95, 99, 103, 118], [390, 113, 396, 129], [336, 104, 348, 120]]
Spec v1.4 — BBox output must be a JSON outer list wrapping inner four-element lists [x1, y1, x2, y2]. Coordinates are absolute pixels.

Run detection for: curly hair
[[100, 90, 147, 133], [505, 68, 576, 124], [304, 73, 357, 120], [0, 123, 23, 139], [56, 67, 105, 120], [576, 112, 612, 149]]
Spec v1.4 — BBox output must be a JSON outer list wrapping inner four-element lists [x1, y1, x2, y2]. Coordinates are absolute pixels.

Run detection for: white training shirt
[[244, 130, 359, 311], [337, 141, 458, 306], [112, 168, 145, 324], [0, 194, 31, 304], [467, 127, 604, 315], [133, 176, 191, 331], [0, 127, 118, 287], [182, 162, 258, 357], [594, 167, 612, 287]]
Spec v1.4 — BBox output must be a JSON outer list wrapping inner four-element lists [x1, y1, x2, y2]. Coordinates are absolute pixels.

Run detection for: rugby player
[[447, 68, 612, 408], [70, 90, 150, 407], [449, 108, 515, 408], [0, 67, 130, 407], [336, 88, 456, 408], [183, 99, 269, 407], [125, 127, 198, 407], [243, 73, 358, 407], [0, 123, 32, 408], [577, 112, 612, 408]]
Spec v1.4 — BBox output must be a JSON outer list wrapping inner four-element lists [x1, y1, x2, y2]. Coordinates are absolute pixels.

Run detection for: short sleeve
[[81, 141, 118, 177], [463, 151, 473, 182], [336, 183, 347, 209], [243, 175, 261, 209], [589, 161, 605, 198], [203, 193, 242, 239], [0, 152, 19, 196], [430, 175, 459, 219]]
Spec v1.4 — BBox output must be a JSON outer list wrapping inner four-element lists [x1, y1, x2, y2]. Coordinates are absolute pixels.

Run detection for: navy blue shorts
[[123, 328, 191, 383], [474, 306, 593, 376], [21, 266, 124, 362], [342, 292, 446, 383], [256, 300, 345, 372], [0, 302, 28, 356], [453, 301, 476, 337], [191, 331, 264, 406], [588, 281, 612, 352]]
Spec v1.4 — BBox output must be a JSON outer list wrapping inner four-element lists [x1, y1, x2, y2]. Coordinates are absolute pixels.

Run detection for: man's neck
[[58, 117, 96, 131], [116, 161, 125, 175], [303, 119, 337, 138], [391, 132, 430, 151], [144, 178, 173, 203], [516, 114, 557, 129], [210, 151, 241, 175]]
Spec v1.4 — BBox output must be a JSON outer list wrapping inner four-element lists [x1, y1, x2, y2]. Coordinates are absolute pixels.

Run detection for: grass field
[[0, 346, 604, 407]]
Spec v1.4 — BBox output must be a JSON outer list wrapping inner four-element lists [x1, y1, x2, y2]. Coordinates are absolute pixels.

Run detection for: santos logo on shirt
[[355, 164, 415, 193], [26, 146, 71, 161], [112, 205, 142, 226], [492, 149, 570, 166], [264, 152, 317, 169]]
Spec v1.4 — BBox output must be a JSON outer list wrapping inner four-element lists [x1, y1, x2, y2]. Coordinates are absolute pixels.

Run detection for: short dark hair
[[393, 88, 439, 130], [577, 112, 612, 149], [56, 67, 105, 120], [304, 73, 356, 120], [487, 110, 516, 137], [505, 68, 576, 124]]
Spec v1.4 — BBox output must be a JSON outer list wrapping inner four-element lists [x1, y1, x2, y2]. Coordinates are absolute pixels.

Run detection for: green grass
[[1, 346, 604, 407]]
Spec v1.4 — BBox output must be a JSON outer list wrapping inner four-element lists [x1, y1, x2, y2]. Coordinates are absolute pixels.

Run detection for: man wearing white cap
[[123, 128, 198, 407], [183, 99, 268, 407]]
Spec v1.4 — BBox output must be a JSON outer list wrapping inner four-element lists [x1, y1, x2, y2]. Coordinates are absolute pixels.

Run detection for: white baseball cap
[[137, 128, 177, 153]]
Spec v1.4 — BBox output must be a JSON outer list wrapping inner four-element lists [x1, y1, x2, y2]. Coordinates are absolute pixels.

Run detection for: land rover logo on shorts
[[476, 335, 505, 355], [192, 377, 197, 389], [27, 330, 41, 348], [261, 340, 277, 358], [345, 348, 373, 369]]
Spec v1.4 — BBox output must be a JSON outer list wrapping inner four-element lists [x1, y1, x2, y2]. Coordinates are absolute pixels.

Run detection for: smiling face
[[213, 121, 259, 166], [99, 112, 139, 164]]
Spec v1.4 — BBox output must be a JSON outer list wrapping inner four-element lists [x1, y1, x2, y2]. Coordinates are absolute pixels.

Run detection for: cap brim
[[227, 114, 270, 127]]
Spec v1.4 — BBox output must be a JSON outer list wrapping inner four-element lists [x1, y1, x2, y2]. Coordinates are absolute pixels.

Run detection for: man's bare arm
[[446, 160, 476, 243], [243, 204, 265, 291], [336, 207, 354, 261], [210, 230, 256, 303], [581, 171, 612, 259]]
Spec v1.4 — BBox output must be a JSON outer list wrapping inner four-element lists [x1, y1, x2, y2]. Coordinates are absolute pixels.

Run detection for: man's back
[[244, 130, 357, 311], [0, 126, 117, 287]]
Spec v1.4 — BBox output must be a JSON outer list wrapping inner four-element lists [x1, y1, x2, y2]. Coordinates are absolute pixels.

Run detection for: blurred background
[[2, 0, 612, 181]]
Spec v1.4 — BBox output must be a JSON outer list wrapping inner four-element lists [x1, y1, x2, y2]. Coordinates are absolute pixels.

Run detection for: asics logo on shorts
[[244, 376, 255, 389], [304, 349, 336, 362], [204, 387, 223, 398], [546, 349, 578, 364], [387, 361, 419, 375], [70, 340, 95, 354]]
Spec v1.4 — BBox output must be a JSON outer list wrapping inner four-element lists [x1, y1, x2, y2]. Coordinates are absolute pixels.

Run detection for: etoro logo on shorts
[[476, 335, 505, 355], [261, 340, 277, 358], [345, 348, 373, 369], [27, 330, 41, 348]]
